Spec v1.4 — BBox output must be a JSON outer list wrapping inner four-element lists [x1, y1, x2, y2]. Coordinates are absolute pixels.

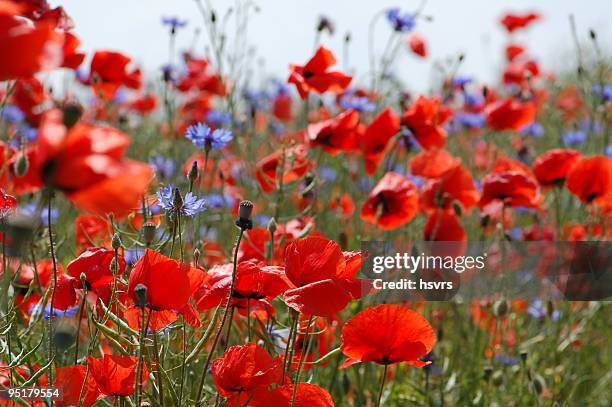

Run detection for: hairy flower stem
[[376, 364, 389, 407], [46, 194, 58, 398], [134, 307, 152, 406], [152, 331, 165, 406], [73, 291, 87, 364], [290, 315, 314, 407], [195, 228, 244, 406], [281, 312, 298, 384], [178, 320, 187, 406]]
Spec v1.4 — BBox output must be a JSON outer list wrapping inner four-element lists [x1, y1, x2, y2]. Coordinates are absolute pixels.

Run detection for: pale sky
[[50, 0, 611, 92]]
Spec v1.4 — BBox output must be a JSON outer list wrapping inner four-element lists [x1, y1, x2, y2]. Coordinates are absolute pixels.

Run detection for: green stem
[[376, 364, 389, 407], [46, 194, 58, 401], [290, 316, 314, 407]]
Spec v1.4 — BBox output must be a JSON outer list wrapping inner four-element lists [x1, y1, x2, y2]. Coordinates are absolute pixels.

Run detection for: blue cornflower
[[21, 203, 57, 225], [204, 193, 235, 209], [455, 112, 485, 129], [463, 92, 484, 108], [339, 93, 376, 112], [386, 8, 416, 32], [31, 304, 79, 320], [452, 76, 473, 88], [243, 88, 270, 110], [269, 121, 286, 136], [157, 185, 207, 217], [606, 144, 612, 158], [162, 16, 188, 32], [521, 122, 544, 138], [185, 122, 233, 150], [149, 155, 175, 179], [593, 83, 612, 102], [407, 174, 425, 188], [562, 130, 587, 146], [206, 110, 232, 127], [1, 105, 25, 124], [319, 166, 337, 182], [527, 299, 560, 321], [495, 355, 519, 366]]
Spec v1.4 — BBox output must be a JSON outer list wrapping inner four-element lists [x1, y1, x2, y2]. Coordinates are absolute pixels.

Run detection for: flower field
[[0, 1, 610, 406]]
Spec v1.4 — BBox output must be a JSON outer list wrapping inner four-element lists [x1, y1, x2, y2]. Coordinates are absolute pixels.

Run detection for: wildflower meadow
[[0, 1, 610, 406]]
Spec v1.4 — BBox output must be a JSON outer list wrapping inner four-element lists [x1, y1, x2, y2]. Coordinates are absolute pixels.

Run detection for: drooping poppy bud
[[134, 283, 147, 309]]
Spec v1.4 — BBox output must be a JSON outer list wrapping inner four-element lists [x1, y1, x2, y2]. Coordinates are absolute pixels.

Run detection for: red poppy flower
[[273, 93, 293, 122], [360, 108, 400, 175], [479, 171, 542, 209], [61, 32, 85, 69], [11, 109, 153, 216], [11, 77, 48, 126], [328, 193, 355, 218], [211, 343, 285, 404], [340, 304, 436, 367], [307, 109, 360, 155], [424, 210, 466, 241], [128, 94, 158, 115], [485, 97, 535, 131], [555, 85, 584, 121], [402, 96, 453, 149], [566, 155, 612, 206], [500, 12, 541, 33], [88, 354, 145, 397], [52, 274, 79, 310], [55, 365, 101, 407], [255, 144, 313, 193], [503, 59, 539, 86], [282, 237, 367, 317], [532, 148, 581, 186], [85, 51, 141, 100], [408, 32, 427, 58], [409, 149, 459, 179], [0, 13, 63, 81], [250, 383, 334, 407], [288, 46, 352, 99], [176, 53, 225, 95], [491, 156, 533, 177], [74, 214, 111, 251], [126, 249, 204, 330], [0, 188, 16, 218], [361, 172, 419, 229], [505, 43, 526, 61], [195, 260, 289, 312], [67, 247, 124, 293]]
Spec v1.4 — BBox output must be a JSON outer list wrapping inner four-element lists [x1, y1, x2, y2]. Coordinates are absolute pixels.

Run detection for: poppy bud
[[267, 217, 277, 234], [482, 86, 489, 98], [112, 233, 122, 250], [193, 248, 201, 265], [546, 300, 554, 318], [480, 214, 490, 228], [142, 222, 157, 246], [210, 11, 216, 23], [344, 32, 351, 43], [14, 153, 29, 177], [452, 201, 462, 217], [316, 15, 335, 35], [62, 102, 83, 128], [493, 299, 509, 317], [491, 370, 504, 387], [54, 325, 76, 353], [80, 272, 87, 290], [520, 350, 528, 363], [110, 257, 119, 274], [134, 283, 148, 309], [172, 188, 183, 209], [236, 200, 254, 230], [188, 160, 199, 183], [532, 374, 545, 395], [589, 29, 596, 40], [483, 365, 493, 381]]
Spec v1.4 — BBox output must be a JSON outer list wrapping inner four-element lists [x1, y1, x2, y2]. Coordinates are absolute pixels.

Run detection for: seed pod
[[142, 222, 157, 246]]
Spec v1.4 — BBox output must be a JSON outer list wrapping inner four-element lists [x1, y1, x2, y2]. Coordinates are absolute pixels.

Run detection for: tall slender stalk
[[46, 194, 58, 398], [376, 364, 389, 407]]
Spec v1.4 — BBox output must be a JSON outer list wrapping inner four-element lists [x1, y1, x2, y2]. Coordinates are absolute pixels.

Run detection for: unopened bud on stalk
[[193, 248, 201, 265], [142, 222, 157, 246], [173, 188, 183, 209], [344, 32, 351, 43], [134, 283, 148, 309], [80, 272, 87, 290], [62, 102, 83, 128], [491, 370, 504, 387], [493, 299, 509, 317], [267, 217, 277, 234], [112, 233, 122, 250], [14, 153, 29, 177], [532, 374, 545, 395], [110, 257, 119, 274], [188, 160, 199, 183], [520, 350, 528, 363], [589, 29, 596, 40], [235, 200, 254, 230], [483, 365, 493, 381]]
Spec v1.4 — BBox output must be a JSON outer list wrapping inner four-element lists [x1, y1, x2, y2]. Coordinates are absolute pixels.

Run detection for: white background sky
[[50, 0, 611, 92]]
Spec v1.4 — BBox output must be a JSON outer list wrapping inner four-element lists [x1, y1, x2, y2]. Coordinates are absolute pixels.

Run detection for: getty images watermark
[[360, 241, 611, 301]]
